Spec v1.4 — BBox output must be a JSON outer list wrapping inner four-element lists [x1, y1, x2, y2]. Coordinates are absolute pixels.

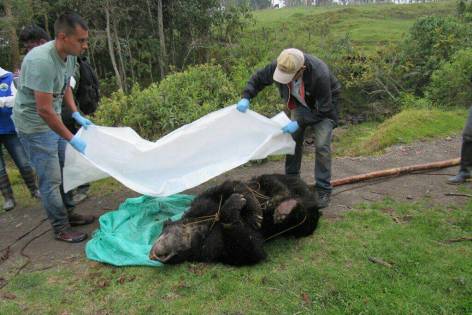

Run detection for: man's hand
[[236, 98, 250, 113], [69, 134, 86, 154], [281, 121, 299, 134], [72, 112, 93, 129]]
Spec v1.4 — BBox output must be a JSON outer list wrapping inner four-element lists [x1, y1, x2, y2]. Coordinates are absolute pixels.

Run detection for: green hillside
[[248, 2, 455, 56]]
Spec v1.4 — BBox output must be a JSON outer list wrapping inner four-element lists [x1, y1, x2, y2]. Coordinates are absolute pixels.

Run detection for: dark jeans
[[458, 106, 472, 174], [0, 133, 34, 178], [462, 106, 472, 142], [285, 107, 335, 192], [18, 130, 72, 233]]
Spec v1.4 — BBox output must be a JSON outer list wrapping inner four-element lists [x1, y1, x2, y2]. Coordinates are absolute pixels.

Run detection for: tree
[[0, 0, 253, 94], [104, 0, 123, 91], [457, 0, 466, 18], [157, 0, 166, 77], [2, 0, 20, 70]]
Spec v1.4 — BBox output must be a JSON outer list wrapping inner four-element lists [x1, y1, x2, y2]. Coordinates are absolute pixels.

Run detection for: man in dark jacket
[[237, 48, 341, 207], [448, 75, 472, 184]]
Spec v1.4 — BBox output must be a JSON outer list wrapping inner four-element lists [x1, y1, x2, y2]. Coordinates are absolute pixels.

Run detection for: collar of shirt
[[51, 40, 68, 66]]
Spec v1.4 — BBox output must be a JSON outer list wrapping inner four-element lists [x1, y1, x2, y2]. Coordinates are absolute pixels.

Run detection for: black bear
[[149, 174, 321, 266]]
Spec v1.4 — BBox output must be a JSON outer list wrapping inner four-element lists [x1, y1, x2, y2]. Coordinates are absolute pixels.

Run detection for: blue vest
[[0, 72, 16, 134]]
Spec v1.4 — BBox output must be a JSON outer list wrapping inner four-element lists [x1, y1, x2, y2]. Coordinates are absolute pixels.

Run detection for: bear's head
[[149, 217, 212, 264]]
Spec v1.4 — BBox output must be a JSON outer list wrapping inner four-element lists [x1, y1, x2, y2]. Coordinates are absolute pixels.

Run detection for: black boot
[[448, 140, 472, 184], [317, 188, 331, 209], [0, 174, 15, 211]]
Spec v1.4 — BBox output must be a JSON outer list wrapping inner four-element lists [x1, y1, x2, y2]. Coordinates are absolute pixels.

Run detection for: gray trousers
[[285, 107, 335, 192]]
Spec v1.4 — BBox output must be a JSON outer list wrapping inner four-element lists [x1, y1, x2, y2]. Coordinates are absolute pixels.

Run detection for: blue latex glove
[[69, 134, 86, 154], [281, 121, 299, 134], [72, 112, 93, 129], [236, 98, 250, 113]]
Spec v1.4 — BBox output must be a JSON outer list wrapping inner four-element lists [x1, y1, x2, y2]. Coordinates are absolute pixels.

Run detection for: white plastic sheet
[[63, 106, 295, 196]]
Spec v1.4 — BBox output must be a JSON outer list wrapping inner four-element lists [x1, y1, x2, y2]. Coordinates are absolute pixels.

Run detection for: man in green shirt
[[13, 13, 94, 243]]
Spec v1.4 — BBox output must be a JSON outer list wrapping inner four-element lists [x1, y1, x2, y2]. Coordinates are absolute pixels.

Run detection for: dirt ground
[[0, 135, 468, 276]]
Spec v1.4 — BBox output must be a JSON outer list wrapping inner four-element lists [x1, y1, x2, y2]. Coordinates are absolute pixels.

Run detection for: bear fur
[[149, 174, 321, 266]]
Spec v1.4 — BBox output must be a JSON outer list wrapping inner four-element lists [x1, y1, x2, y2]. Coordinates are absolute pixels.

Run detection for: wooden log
[[332, 158, 460, 187], [445, 193, 472, 198], [444, 236, 472, 243]]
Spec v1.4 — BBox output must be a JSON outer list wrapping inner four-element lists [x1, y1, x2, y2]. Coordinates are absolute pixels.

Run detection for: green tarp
[[85, 194, 194, 267]]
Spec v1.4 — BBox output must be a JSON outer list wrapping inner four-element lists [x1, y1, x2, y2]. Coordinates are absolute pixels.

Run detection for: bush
[[398, 93, 433, 110], [398, 15, 471, 94], [324, 38, 403, 120], [426, 48, 472, 107], [94, 64, 237, 140]]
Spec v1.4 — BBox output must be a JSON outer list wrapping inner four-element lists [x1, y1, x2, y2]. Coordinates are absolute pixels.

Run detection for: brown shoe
[[55, 229, 88, 243], [69, 213, 95, 226]]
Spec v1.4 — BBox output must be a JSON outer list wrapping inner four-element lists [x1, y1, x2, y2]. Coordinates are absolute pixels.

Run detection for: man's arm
[[35, 91, 74, 141], [242, 61, 277, 100], [312, 69, 341, 126], [313, 74, 333, 114]]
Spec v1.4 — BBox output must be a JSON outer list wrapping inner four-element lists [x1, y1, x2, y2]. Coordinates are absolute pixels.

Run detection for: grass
[[1, 197, 470, 314], [247, 1, 455, 56], [333, 108, 467, 156], [0, 103, 466, 314], [0, 107, 469, 314]]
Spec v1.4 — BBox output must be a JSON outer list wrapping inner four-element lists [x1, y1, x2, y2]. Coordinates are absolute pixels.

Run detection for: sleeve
[[22, 59, 56, 94], [0, 81, 16, 108], [69, 76, 77, 89], [313, 73, 333, 114], [242, 61, 277, 100]]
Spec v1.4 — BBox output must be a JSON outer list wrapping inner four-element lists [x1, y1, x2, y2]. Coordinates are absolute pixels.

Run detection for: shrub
[[94, 64, 237, 140], [426, 48, 472, 107], [325, 38, 403, 120], [398, 93, 434, 110], [398, 15, 471, 94]]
